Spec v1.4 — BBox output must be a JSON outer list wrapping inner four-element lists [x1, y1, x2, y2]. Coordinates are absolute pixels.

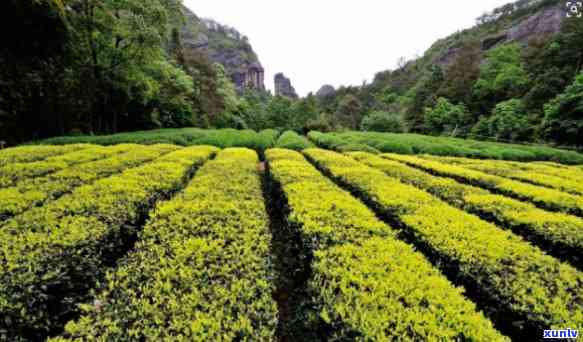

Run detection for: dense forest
[[1, 0, 582, 149], [0, 0, 320, 145], [315, 0, 583, 148]]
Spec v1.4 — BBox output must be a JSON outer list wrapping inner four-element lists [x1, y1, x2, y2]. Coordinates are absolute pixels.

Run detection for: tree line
[[0, 0, 254, 145], [312, 16, 583, 148], [1, 0, 582, 149]]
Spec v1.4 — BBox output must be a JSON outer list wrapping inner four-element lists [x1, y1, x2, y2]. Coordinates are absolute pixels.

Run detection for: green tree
[[335, 94, 363, 129], [440, 40, 481, 108], [405, 65, 444, 132], [215, 64, 239, 112], [541, 73, 583, 147], [146, 60, 195, 128], [424, 97, 471, 136], [360, 111, 404, 133], [291, 94, 319, 132], [236, 89, 271, 131], [470, 99, 533, 142], [473, 43, 530, 113], [72, 0, 174, 133], [305, 113, 334, 132], [266, 96, 295, 130], [523, 17, 583, 113], [0, 0, 72, 143], [488, 99, 531, 142]]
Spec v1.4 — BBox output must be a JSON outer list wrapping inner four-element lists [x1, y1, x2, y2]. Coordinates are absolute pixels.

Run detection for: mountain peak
[[180, 6, 265, 92]]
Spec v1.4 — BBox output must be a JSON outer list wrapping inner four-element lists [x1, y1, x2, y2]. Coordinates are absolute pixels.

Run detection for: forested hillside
[[1, 0, 582, 150], [316, 0, 583, 148], [0, 0, 267, 145]]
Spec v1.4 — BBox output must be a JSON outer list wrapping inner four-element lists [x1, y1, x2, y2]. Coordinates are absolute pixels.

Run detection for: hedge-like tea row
[[53, 148, 277, 341], [383, 154, 583, 217], [266, 148, 506, 340], [304, 148, 583, 336], [350, 152, 583, 268], [431, 156, 583, 183], [438, 156, 583, 181], [0, 144, 177, 221], [36, 128, 281, 151], [308, 131, 583, 163], [424, 156, 583, 196], [275, 131, 314, 151], [308, 131, 381, 154], [0, 146, 217, 340], [0, 144, 137, 188], [0, 144, 90, 164], [464, 165, 583, 196]]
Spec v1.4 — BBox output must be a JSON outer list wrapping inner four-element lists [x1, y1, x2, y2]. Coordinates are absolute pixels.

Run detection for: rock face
[[179, 6, 265, 92], [274, 73, 298, 99], [507, 5, 564, 43], [481, 5, 565, 51], [316, 85, 336, 98], [432, 1, 566, 66]]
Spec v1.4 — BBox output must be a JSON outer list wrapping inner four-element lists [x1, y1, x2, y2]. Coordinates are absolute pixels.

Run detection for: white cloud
[[183, 0, 512, 96]]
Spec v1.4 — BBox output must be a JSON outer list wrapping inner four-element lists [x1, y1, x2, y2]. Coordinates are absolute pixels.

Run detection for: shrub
[[385, 154, 583, 218], [352, 152, 583, 268], [275, 131, 313, 151], [308, 131, 583, 164], [0, 144, 89, 164], [54, 149, 277, 341], [306, 149, 583, 335], [0, 146, 218, 340], [266, 149, 506, 340], [0, 145, 116, 187], [336, 143, 380, 154], [360, 111, 404, 133]]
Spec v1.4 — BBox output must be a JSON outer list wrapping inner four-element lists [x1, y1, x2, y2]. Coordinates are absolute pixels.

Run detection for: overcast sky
[[183, 0, 512, 96]]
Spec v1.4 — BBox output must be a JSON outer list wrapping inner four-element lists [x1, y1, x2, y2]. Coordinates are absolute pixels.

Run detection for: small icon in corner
[[566, 2, 583, 18]]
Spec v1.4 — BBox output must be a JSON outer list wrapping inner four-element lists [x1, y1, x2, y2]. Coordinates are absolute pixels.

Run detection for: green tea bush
[[0, 144, 90, 164], [386, 154, 583, 217], [0, 145, 174, 221], [34, 128, 280, 151], [54, 149, 277, 341], [351, 152, 583, 268], [266, 149, 506, 340], [305, 149, 583, 335], [308, 131, 583, 164], [275, 131, 313, 150], [0, 146, 218, 340]]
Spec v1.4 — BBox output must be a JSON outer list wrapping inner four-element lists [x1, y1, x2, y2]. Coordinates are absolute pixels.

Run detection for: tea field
[[0, 143, 582, 341]]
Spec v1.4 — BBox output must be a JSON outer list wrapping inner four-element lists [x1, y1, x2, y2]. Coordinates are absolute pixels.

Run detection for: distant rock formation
[[274, 73, 298, 99], [232, 62, 265, 92], [316, 85, 335, 98], [179, 6, 265, 92]]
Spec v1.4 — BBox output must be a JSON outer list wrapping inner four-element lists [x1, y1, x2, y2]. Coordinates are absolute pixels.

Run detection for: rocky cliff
[[358, 0, 568, 98], [430, 0, 565, 66], [180, 6, 265, 92], [274, 73, 298, 99]]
